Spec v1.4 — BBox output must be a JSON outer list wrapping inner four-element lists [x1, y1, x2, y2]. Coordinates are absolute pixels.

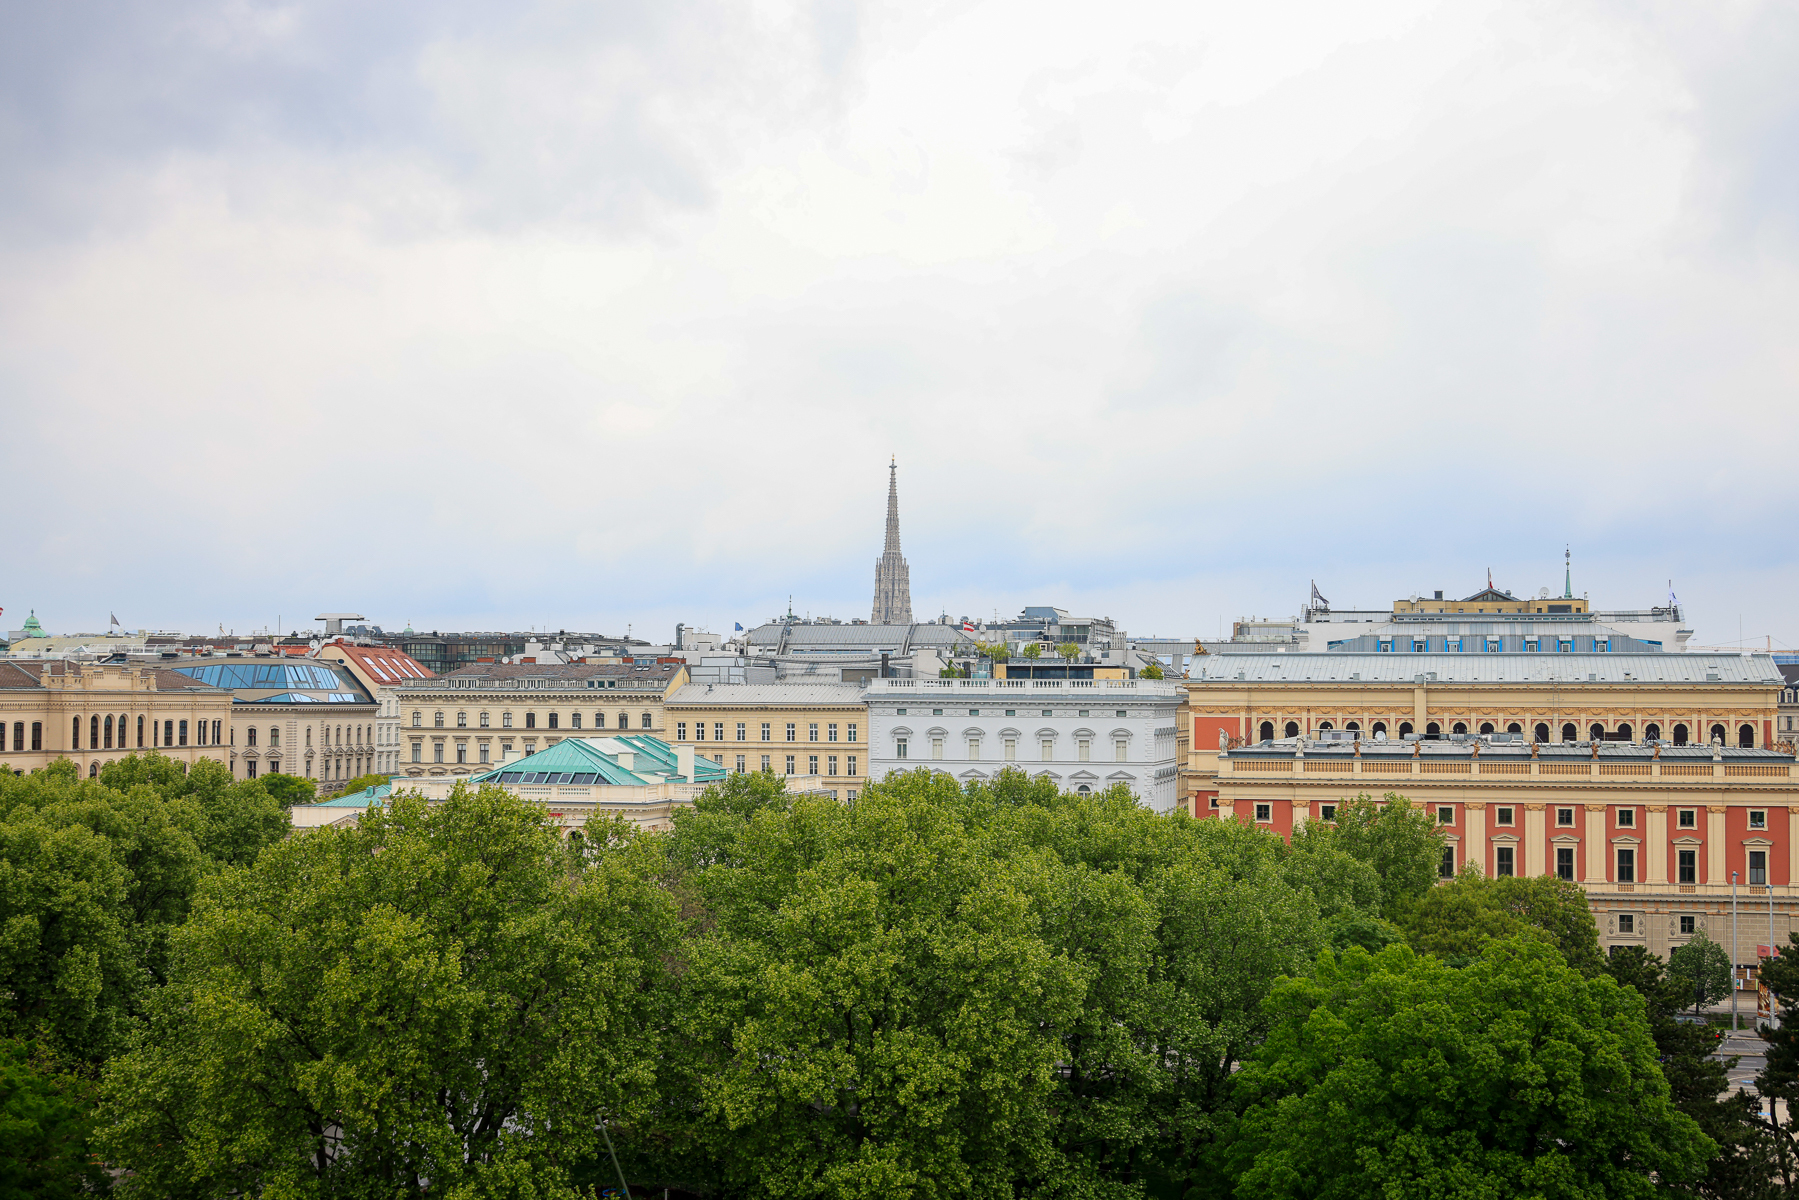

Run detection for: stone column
[[1464, 802, 1486, 875], [1293, 800, 1310, 833], [1647, 806, 1668, 885], [1524, 803, 1547, 876], [1709, 805, 1728, 886], [1585, 804, 1607, 882]]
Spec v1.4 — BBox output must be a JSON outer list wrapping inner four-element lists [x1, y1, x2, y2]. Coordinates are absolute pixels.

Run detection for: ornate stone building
[[871, 460, 914, 626], [0, 660, 233, 776]]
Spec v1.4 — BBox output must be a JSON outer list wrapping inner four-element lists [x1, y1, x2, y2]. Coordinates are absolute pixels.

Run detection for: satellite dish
[[1538, 587, 1550, 599], [1410, 595, 1420, 604]]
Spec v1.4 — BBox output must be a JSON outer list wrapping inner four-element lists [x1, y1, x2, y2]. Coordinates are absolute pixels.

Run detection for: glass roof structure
[[172, 663, 353, 691]]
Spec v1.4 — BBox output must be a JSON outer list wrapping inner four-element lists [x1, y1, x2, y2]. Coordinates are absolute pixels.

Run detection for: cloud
[[0, 0, 1795, 651]]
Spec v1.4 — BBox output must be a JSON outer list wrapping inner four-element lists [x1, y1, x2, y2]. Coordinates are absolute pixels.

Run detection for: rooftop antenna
[[1563, 546, 1572, 599]]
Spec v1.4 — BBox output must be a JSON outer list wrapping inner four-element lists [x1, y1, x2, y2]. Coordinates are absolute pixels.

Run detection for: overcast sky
[[2, 1, 1795, 648]]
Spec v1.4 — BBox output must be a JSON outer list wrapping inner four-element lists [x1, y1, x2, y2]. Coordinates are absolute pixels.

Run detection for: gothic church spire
[[872, 459, 914, 625]]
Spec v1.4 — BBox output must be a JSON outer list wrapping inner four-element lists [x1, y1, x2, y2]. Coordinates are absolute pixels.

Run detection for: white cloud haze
[[1, 0, 1796, 647]]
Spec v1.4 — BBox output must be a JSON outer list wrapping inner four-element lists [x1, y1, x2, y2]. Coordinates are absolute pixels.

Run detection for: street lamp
[[1733, 870, 1740, 1031]]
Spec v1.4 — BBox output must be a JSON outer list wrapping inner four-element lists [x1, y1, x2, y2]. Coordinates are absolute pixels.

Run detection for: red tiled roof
[[331, 642, 435, 683]]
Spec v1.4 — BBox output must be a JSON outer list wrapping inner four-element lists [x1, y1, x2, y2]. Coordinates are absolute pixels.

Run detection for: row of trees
[[3, 760, 1797, 1196]]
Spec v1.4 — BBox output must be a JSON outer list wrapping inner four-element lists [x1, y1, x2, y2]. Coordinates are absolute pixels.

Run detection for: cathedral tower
[[871, 460, 914, 625]]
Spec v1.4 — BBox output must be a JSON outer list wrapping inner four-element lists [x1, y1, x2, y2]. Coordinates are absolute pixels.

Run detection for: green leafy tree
[[1057, 642, 1080, 662], [648, 768, 1087, 1198], [99, 784, 677, 1198], [1398, 870, 1605, 975], [0, 1040, 109, 1200], [987, 643, 1010, 663], [1300, 793, 1443, 918], [319, 772, 390, 802], [1606, 945, 1770, 1197], [1139, 661, 1164, 679], [1754, 934, 1799, 1194], [1670, 929, 1734, 1015], [256, 772, 315, 807], [1022, 642, 1043, 660], [1224, 939, 1715, 1198]]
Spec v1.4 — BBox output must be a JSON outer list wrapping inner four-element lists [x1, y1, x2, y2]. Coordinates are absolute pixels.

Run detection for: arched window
[[1616, 724, 1632, 742], [1506, 723, 1521, 734], [306, 727, 313, 746], [1283, 721, 1299, 738], [247, 727, 258, 747], [104, 714, 113, 748], [641, 712, 652, 729], [1562, 722, 1578, 742], [1645, 723, 1661, 741], [1259, 721, 1275, 741], [90, 714, 100, 747], [72, 716, 81, 749], [178, 720, 188, 746], [1346, 721, 1360, 732], [1318, 721, 1333, 731], [137, 715, 144, 747], [618, 712, 630, 729], [1740, 723, 1756, 748], [1590, 723, 1606, 742], [526, 712, 537, 729], [1076, 784, 1091, 795], [271, 727, 282, 747], [1371, 721, 1386, 736], [1673, 723, 1688, 745], [1425, 722, 1441, 738], [1397, 721, 1412, 737], [548, 713, 558, 730], [1534, 723, 1550, 742], [89, 762, 98, 778], [1711, 723, 1726, 744], [1478, 722, 1493, 735]]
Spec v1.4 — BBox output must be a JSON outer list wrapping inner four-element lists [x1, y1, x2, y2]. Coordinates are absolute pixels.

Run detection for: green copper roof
[[471, 734, 726, 787], [20, 610, 43, 636]]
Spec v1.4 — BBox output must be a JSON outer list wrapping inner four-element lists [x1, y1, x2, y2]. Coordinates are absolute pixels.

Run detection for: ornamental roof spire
[[871, 460, 914, 625]]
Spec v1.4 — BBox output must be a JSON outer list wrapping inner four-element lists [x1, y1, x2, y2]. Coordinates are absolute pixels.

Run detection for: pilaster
[[1646, 805, 1669, 885], [1709, 805, 1728, 885], [1524, 803, 1546, 877], [1585, 804, 1607, 882], [1464, 802, 1486, 876]]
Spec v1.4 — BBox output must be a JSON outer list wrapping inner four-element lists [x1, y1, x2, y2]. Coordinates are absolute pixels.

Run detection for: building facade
[[316, 639, 437, 776], [0, 661, 233, 775], [866, 676, 1183, 812], [1210, 736, 1799, 963], [165, 659, 381, 783], [1179, 652, 1784, 810], [392, 661, 689, 778], [663, 682, 869, 797]]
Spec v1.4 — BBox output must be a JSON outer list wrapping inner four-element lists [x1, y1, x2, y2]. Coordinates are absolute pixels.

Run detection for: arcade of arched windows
[[1216, 709, 1772, 747]]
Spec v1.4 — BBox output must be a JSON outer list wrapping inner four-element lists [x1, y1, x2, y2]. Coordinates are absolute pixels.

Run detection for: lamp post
[[1733, 870, 1740, 1031]]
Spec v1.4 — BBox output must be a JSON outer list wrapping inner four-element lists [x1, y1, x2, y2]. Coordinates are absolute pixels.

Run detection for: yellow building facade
[[0, 660, 234, 776], [663, 682, 868, 796]]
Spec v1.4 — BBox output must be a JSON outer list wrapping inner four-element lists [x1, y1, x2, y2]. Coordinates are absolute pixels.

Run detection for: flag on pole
[[111, 612, 120, 627], [734, 622, 743, 631], [962, 620, 975, 633]]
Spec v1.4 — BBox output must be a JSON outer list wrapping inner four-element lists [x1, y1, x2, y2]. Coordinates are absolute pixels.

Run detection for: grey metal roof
[[745, 622, 977, 651], [1191, 652, 1783, 685], [664, 682, 868, 707]]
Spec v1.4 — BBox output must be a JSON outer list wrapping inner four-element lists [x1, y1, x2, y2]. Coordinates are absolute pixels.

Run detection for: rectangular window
[[456, 744, 467, 764], [570, 712, 580, 729], [1319, 804, 1337, 823], [1115, 739, 1127, 762], [968, 738, 980, 760], [503, 713, 513, 728], [1681, 914, 1696, 934], [1679, 849, 1697, 884], [247, 760, 257, 779], [481, 712, 490, 727], [1041, 739, 1053, 761], [828, 723, 839, 742], [1556, 807, 1575, 826], [1254, 803, 1272, 823], [1556, 847, 1574, 880], [179, 720, 188, 746], [827, 755, 838, 776], [1751, 810, 1767, 830], [1004, 738, 1016, 761], [1496, 807, 1514, 826], [1678, 809, 1696, 828], [412, 743, 422, 763], [896, 738, 908, 759], [786, 723, 796, 742], [479, 744, 490, 764], [715, 723, 724, 741], [809, 723, 819, 742], [1617, 808, 1635, 828], [735, 755, 746, 773], [737, 723, 746, 741], [434, 743, 444, 763], [1750, 850, 1768, 886], [1619, 913, 1635, 933], [761, 754, 771, 772], [1442, 847, 1457, 878], [1078, 738, 1090, 762], [931, 737, 943, 760], [1437, 806, 1455, 825], [785, 755, 795, 775], [848, 723, 858, 742], [1616, 848, 1636, 883], [1496, 847, 1515, 877], [694, 722, 704, 741], [761, 723, 771, 741], [847, 755, 857, 775], [677, 722, 687, 740]]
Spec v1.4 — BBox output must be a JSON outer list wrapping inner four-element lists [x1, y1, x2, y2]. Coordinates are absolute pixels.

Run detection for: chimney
[[615, 750, 635, 772], [676, 743, 695, 780], [880, 652, 890, 679]]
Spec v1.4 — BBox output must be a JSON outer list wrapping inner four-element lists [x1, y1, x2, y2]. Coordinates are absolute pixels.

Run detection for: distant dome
[[20, 610, 44, 636]]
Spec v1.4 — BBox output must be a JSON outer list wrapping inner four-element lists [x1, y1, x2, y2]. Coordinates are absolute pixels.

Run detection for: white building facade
[[865, 676, 1182, 812]]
